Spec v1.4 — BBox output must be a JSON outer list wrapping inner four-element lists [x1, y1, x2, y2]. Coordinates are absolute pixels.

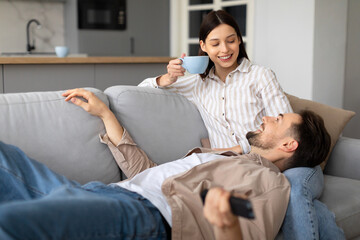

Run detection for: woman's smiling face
[[200, 24, 241, 73]]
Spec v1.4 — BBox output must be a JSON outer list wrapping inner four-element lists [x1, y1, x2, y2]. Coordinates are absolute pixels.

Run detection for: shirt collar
[[207, 57, 252, 81], [238, 57, 252, 73], [183, 148, 280, 173]]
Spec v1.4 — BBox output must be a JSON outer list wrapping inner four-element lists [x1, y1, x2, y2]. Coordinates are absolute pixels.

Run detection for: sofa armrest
[[324, 137, 360, 180]]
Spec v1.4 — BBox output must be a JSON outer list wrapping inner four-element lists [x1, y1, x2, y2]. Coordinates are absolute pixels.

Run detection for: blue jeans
[[283, 166, 345, 240], [0, 142, 168, 240]]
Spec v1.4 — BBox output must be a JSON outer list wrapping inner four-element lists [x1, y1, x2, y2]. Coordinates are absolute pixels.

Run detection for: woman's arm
[[260, 69, 293, 116]]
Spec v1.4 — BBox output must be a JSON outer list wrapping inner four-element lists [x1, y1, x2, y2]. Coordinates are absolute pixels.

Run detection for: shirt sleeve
[[260, 69, 293, 116], [138, 74, 199, 101], [138, 77, 160, 88], [99, 129, 157, 179]]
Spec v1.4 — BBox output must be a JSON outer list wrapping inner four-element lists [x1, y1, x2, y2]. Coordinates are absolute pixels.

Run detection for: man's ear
[[200, 40, 206, 52], [280, 138, 299, 153]]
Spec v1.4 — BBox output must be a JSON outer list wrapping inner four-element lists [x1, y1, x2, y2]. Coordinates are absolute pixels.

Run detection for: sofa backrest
[[0, 88, 121, 184], [105, 85, 209, 169]]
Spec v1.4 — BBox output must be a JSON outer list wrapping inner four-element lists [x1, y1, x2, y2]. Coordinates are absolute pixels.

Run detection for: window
[[170, 0, 253, 58]]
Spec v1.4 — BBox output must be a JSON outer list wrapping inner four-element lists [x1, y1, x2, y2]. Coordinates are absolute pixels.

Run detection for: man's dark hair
[[285, 110, 331, 169]]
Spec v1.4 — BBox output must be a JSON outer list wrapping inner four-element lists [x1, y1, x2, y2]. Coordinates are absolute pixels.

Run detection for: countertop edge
[[0, 56, 174, 64]]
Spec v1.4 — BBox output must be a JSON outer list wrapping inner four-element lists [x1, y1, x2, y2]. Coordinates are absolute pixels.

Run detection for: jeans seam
[[302, 168, 318, 240], [0, 165, 45, 196], [302, 167, 317, 187]]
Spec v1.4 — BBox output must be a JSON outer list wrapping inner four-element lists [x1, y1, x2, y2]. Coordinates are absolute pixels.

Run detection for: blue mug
[[179, 56, 209, 74]]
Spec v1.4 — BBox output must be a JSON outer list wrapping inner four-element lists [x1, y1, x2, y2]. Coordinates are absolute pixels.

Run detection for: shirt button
[[222, 113, 225, 116], [232, 133, 235, 136], [222, 97, 225, 100]]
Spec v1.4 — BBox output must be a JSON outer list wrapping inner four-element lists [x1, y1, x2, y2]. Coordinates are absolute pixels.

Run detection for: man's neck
[[249, 147, 286, 172]]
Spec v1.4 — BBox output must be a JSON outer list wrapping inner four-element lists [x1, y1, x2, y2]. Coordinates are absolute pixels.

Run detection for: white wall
[[343, 0, 360, 138], [253, 0, 315, 100], [253, 0, 347, 109], [313, 0, 347, 108], [0, 1, 64, 53]]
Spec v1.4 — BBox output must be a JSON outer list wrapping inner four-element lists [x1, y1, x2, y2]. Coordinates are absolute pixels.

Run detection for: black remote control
[[201, 189, 255, 219]]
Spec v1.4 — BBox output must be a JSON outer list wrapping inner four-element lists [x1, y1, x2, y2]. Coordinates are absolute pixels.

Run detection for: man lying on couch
[[0, 88, 332, 240]]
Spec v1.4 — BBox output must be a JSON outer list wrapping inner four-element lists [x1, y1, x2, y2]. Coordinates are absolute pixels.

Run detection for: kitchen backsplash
[[0, 1, 64, 53]]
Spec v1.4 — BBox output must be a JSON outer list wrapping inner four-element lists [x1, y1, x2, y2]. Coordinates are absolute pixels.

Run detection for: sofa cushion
[[285, 93, 355, 169], [325, 137, 360, 181], [105, 86, 209, 167], [320, 175, 360, 239], [0, 88, 121, 184]]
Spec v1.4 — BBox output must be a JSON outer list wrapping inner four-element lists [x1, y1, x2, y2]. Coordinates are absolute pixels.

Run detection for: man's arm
[[62, 88, 157, 179], [203, 188, 242, 240], [63, 88, 123, 146]]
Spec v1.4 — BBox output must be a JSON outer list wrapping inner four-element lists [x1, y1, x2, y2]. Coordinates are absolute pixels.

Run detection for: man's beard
[[246, 131, 276, 150]]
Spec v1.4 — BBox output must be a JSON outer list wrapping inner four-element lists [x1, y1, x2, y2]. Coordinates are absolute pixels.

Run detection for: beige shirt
[[139, 58, 293, 153], [101, 130, 290, 240]]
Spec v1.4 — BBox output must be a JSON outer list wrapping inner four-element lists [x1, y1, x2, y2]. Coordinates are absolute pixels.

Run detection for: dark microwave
[[78, 0, 126, 30]]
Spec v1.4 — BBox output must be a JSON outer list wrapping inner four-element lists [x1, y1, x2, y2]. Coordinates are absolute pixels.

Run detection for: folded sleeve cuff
[[99, 128, 136, 147], [99, 128, 157, 179]]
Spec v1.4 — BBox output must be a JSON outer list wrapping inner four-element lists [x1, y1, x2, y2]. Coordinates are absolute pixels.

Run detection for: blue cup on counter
[[55, 46, 69, 58], [179, 56, 209, 74]]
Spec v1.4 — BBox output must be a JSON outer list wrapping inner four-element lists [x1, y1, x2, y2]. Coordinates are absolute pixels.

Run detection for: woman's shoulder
[[247, 60, 274, 74], [237, 58, 273, 76]]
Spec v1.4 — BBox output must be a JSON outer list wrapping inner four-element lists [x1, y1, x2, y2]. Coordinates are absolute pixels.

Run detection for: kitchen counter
[[0, 56, 172, 93], [0, 56, 173, 64]]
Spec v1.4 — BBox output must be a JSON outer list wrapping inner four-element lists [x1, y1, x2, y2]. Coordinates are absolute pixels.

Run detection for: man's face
[[246, 113, 302, 150]]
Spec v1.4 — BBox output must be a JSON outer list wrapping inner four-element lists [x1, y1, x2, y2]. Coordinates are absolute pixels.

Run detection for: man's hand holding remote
[[202, 188, 253, 240]]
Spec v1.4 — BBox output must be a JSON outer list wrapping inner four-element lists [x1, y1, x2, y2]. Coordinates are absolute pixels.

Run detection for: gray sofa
[[0, 85, 359, 239]]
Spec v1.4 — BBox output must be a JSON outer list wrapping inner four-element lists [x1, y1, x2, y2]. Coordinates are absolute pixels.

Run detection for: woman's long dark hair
[[198, 10, 249, 79]]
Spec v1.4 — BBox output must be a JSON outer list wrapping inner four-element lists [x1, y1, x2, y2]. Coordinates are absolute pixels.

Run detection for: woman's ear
[[200, 40, 206, 53]]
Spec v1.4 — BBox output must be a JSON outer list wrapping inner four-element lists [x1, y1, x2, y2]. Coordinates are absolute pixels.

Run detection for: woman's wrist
[[157, 74, 175, 87]]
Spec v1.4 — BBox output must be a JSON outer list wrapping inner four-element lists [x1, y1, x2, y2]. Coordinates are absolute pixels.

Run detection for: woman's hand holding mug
[[157, 53, 209, 87], [157, 53, 186, 87]]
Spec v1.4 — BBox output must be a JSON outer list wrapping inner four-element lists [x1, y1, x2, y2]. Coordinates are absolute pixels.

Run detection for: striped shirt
[[139, 58, 293, 153]]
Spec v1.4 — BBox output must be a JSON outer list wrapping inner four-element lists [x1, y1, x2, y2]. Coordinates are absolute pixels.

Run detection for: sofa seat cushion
[[0, 88, 121, 184], [320, 175, 360, 239]]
